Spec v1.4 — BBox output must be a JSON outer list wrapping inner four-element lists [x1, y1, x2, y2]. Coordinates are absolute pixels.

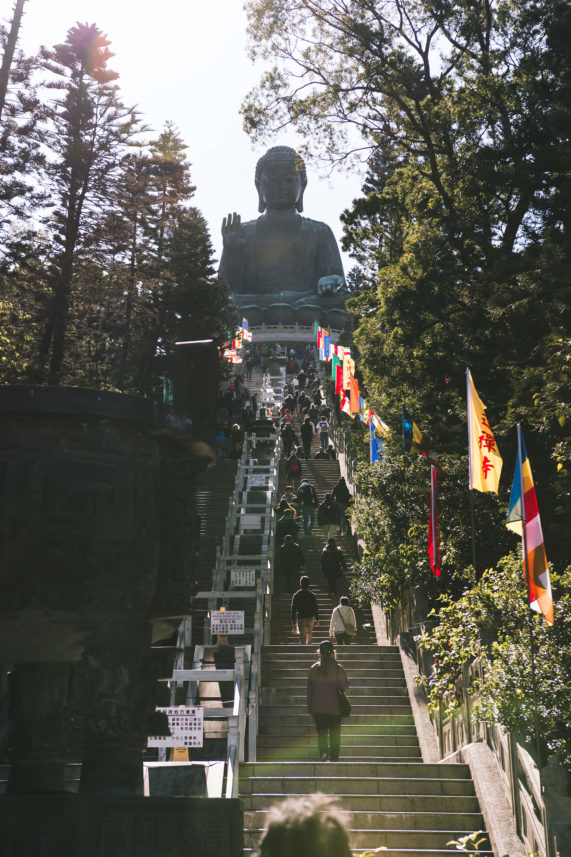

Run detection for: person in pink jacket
[[306, 640, 349, 761]]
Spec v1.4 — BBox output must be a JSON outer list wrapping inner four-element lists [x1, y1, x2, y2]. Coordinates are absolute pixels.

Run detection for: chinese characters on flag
[[466, 369, 502, 492]]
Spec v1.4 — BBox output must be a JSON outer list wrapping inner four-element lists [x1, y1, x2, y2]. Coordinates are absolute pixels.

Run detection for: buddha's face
[[259, 161, 302, 211]]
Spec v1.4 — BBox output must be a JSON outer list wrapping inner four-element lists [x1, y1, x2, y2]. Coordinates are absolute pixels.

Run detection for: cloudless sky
[[12, 0, 365, 272]]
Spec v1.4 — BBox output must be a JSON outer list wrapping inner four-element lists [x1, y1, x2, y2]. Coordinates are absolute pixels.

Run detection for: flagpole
[[401, 404, 407, 485], [517, 423, 543, 767], [466, 369, 478, 576]]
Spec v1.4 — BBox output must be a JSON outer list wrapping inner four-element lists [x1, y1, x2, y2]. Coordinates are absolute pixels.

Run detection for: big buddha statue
[[219, 146, 348, 327]]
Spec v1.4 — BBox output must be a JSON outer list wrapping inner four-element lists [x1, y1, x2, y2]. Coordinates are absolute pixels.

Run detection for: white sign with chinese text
[[230, 567, 256, 588], [240, 514, 262, 530], [211, 610, 245, 635], [148, 706, 204, 748], [247, 475, 267, 487]]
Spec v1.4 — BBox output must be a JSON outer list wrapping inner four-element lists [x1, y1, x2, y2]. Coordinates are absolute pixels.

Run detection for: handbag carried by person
[[337, 688, 351, 717]]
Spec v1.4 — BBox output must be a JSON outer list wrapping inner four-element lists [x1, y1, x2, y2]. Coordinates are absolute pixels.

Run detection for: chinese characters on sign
[[148, 707, 204, 748], [211, 610, 245, 635], [230, 567, 256, 587], [247, 475, 267, 487]]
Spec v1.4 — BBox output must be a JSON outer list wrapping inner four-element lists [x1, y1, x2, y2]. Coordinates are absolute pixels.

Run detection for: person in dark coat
[[279, 534, 305, 593], [276, 508, 298, 543], [300, 415, 315, 459], [317, 493, 340, 542], [320, 537, 347, 595], [307, 640, 349, 761], [297, 479, 319, 534], [331, 476, 351, 536], [280, 422, 297, 457], [284, 451, 302, 488], [291, 575, 319, 644]]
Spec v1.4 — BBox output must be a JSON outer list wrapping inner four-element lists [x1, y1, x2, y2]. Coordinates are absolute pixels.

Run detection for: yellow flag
[[467, 369, 502, 492], [343, 355, 355, 390]]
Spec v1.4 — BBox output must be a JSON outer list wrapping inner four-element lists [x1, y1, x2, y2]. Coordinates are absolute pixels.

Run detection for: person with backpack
[[320, 537, 348, 595], [284, 451, 302, 488], [317, 416, 330, 451], [317, 493, 340, 542], [300, 415, 315, 459], [297, 479, 319, 534], [331, 476, 351, 536], [279, 534, 305, 593]]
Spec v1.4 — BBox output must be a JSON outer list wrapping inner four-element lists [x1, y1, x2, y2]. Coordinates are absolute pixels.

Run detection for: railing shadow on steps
[[157, 372, 285, 796]]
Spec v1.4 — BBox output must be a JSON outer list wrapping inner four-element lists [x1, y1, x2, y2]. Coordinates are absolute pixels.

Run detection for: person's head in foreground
[[256, 794, 352, 857]]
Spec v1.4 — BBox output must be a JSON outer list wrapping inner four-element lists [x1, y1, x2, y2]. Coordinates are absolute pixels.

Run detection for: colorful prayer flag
[[335, 362, 344, 395], [402, 406, 425, 454], [349, 373, 360, 415], [428, 465, 441, 577], [331, 354, 342, 381], [467, 368, 502, 492], [343, 354, 354, 389], [323, 334, 331, 360], [242, 317, 248, 330], [369, 410, 390, 437], [370, 422, 384, 463], [506, 426, 553, 624], [339, 392, 351, 415]]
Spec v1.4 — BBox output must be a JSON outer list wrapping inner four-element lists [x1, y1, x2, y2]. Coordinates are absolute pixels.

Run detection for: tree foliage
[[0, 23, 237, 396], [416, 555, 571, 770], [246, 0, 571, 756]]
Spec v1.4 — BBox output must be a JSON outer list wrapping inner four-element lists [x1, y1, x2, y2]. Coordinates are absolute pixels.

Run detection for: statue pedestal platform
[[247, 321, 343, 344], [0, 794, 243, 857]]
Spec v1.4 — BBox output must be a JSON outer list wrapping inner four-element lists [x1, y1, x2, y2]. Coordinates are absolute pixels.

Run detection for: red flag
[[428, 465, 441, 577], [335, 363, 344, 394]]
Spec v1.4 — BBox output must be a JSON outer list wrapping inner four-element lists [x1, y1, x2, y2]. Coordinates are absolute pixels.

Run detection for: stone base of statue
[[0, 795, 243, 857], [233, 290, 348, 331]]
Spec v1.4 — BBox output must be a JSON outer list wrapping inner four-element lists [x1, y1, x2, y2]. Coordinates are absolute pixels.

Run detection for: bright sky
[[13, 0, 364, 272]]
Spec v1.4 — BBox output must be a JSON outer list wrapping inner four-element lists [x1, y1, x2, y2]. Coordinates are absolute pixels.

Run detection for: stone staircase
[[239, 373, 493, 855]]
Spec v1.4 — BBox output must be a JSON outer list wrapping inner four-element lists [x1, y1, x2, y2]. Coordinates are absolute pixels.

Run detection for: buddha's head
[[255, 146, 308, 213]]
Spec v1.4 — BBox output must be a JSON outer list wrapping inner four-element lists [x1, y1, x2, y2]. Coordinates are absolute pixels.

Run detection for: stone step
[[259, 700, 412, 714], [261, 667, 407, 679], [262, 644, 397, 654], [243, 777, 476, 799], [263, 676, 407, 688], [258, 712, 414, 731], [257, 747, 423, 762], [246, 850, 492, 857], [244, 808, 485, 832], [256, 731, 419, 748], [241, 792, 481, 813], [261, 686, 407, 699], [241, 762, 471, 779], [259, 719, 416, 736], [244, 827, 491, 850]]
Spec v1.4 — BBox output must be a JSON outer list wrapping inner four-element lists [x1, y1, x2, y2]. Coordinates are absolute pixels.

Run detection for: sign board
[[230, 567, 256, 588], [211, 610, 245, 635], [240, 513, 262, 530], [148, 706, 204, 748], [247, 475, 267, 487]]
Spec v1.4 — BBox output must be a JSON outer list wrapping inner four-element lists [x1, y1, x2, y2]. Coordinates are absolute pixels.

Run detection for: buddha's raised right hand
[[221, 212, 245, 250]]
